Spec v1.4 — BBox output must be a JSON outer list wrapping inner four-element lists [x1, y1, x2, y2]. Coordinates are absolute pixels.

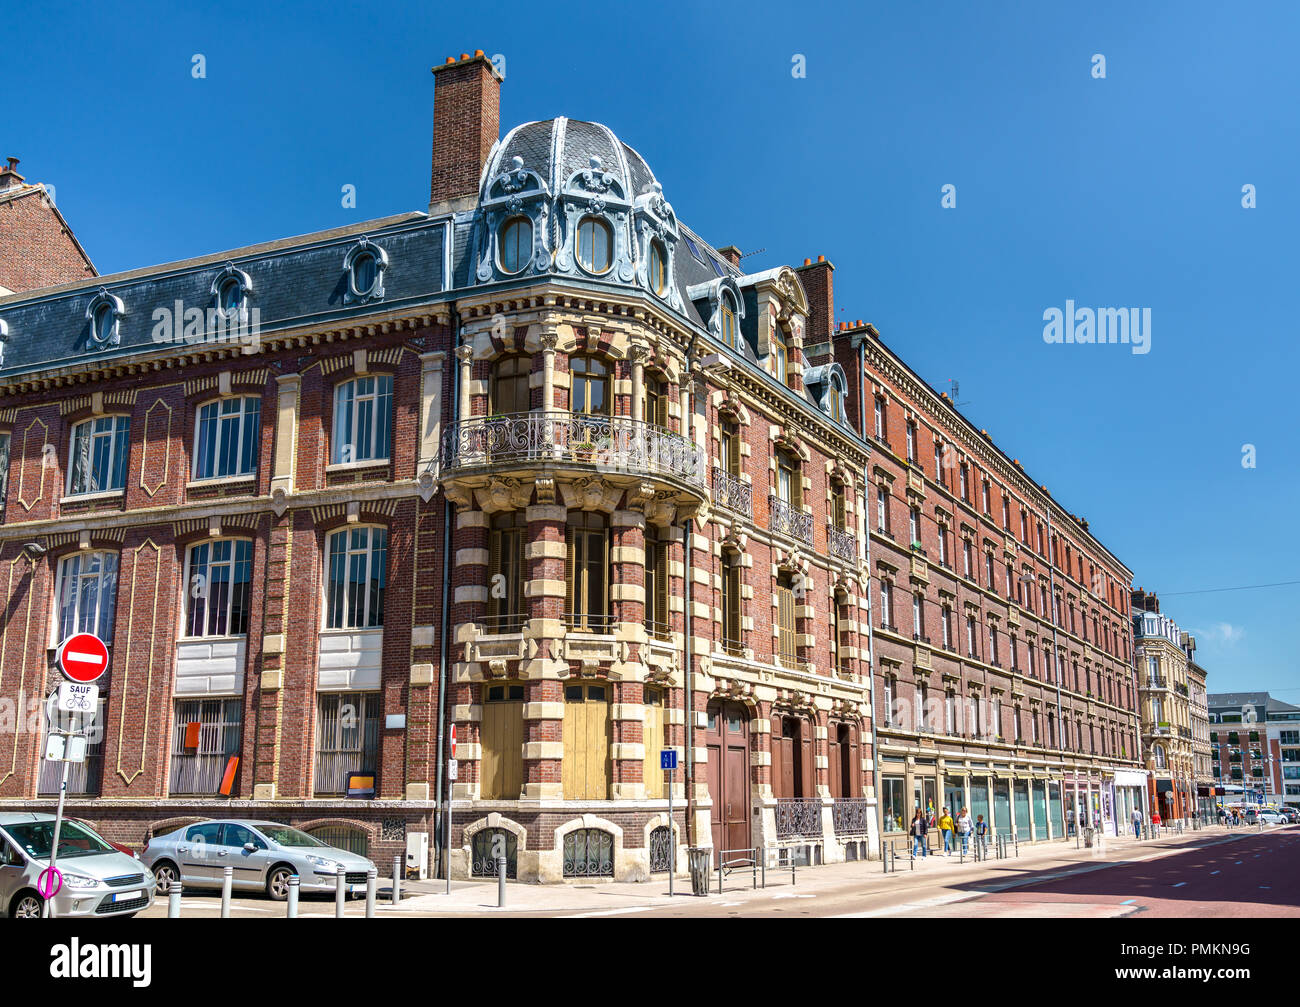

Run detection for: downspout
[[682, 360, 696, 848], [433, 298, 461, 879], [857, 334, 882, 858], [1044, 505, 1070, 835]]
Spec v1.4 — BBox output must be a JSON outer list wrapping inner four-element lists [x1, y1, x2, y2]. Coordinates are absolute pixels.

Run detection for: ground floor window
[[169, 698, 242, 795], [315, 692, 380, 795], [563, 828, 614, 878], [1048, 781, 1063, 833], [648, 825, 673, 874], [943, 776, 965, 818], [970, 776, 990, 829], [993, 778, 1011, 834], [305, 824, 370, 856], [471, 828, 518, 879], [881, 776, 906, 832], [1014, 779, 1032, 841], [1032, 780, 1048, 836], [39, 701, 106, 796]]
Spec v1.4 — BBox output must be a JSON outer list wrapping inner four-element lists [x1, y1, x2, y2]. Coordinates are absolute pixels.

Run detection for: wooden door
[[828, 725, 843, 799], [563, 683, 610, 800], [642, 686, 666, 799], [706, 700, 751, 854], [480, 682, 523, 799]]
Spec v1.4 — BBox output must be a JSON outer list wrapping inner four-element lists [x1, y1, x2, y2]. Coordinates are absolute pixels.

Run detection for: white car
[[1256, 809, 1288, 825]]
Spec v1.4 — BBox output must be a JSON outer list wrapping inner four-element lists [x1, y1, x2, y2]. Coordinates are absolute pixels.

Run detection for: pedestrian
[[957, 807, 973, 855], [910, 809, 928, 858], [1130, 806, 1142, 840], [1066, 806, 1075, 838], [939, 807, 955, 856], [975, 813, 989, 857]]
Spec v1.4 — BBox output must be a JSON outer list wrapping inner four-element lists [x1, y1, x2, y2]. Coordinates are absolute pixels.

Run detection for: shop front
[[1113, 769, 1150, 835]]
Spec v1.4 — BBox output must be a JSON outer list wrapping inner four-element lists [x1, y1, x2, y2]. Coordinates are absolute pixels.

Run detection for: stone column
[[629, 342, 648, 423], [456, 343, 474, 425], [540, 329, 558, 412]]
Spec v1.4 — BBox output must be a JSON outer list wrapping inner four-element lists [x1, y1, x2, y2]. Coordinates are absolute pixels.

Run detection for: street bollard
[[287, 874, 299, 918], [335, 864, 346, 918], [391, 855, 402, 905], [221, 865, 233, 918], [167, 879, 183, 918], [497, 855, 507, 907], [365, 866, 377, 918]]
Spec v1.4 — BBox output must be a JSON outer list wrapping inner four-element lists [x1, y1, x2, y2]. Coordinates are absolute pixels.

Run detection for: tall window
[[772, 324, 789, 384], [959, 463, 970, 501], [565, 511, 609, 631], [0, 431, 10, 514], [1009, 633, 1019, 671], [576, 216, 613, 273], [981, 478, 990, 514], [913, 592, 923, 636], [499, 216, 532, 274], [170, 698, 242, 795], [194, 397, 261, 480], [644, 527, 670, 639], [883, 674, 895, 727], [720, 296, 738, 348], [828, 382, 844, 423], [905, 421, 916, 463], [941, 606, 952, 649], [332, 376, 393, 464], [937, 523, 948, 564], [832, 482, 847, 531], [721, 551, 742, 654], [185, 539, 253, 637], [876, 487, 889, 533], [988, 624, 999, 664], [991, 696, 1002, 739], [776, 450, 801, 507], [985, 550, 995, 588], [909, 507, 920, 546], [648, 239, 667, 294], [966, 614, 977, 657], [1002, 497, 1010, 529], [68, 415, 130, 495], [325, 527, 387, 629], [874, 397, 885, 440], [720, 419, 741, 476], [316, 691, 380, 795], [962, 539, 972, 578], [570, 355, 610, 416], [776, 574, 797, 668], [645, 378, 668, 428], [487, 513, 526, 632], [491, 354, 531, 415], [830, 594, 846, 675], [933, 439, 943, 480], [57, 552, 118, 642], [879, 580, 893, 629]]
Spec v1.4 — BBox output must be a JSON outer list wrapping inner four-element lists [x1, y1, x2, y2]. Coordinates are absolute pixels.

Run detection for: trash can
[[1083, 827, 1095, 848], [687, 847, 711, 896]]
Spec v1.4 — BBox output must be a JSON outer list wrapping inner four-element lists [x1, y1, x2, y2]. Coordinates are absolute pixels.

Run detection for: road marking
[[771, 893, 815, 899], [1172, 882, 1187, 888], [560, 906, 656, 918], [1235, 861, 1243, 865], [1121, 898, 1137, 905], [1260, 886, 1271, 890], [1211, 871, 1220, 875]]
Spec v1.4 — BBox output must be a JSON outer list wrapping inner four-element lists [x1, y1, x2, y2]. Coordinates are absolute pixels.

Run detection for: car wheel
[[10, 891, 43, 919], [266, 866, 294, 902], [152, 861, 179, 894]]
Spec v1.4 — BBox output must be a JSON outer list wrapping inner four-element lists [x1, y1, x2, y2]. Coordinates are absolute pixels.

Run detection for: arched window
[[570, 355, 609, 416], [193, 396, 261, 480], [325, 526, 387, 629], [56, 551, 118, 642], [576, 216, 612, 273], [350, 251, 378, 296], [1153, 744, 1167, 770], [648, 239, 667, 294], [720, 295, 737, 348], [772, 324, 789, 384], [472, 827, 518, 878], [332, 375, 393, 465], [499, 216, 533, 274], [563, 827, 613, 877], [184, 539, 253, 638], [217, 277, 243, 316], [491, 354, 531, 416], [68, 415, 130, 495], [565, 511, 609, 632]]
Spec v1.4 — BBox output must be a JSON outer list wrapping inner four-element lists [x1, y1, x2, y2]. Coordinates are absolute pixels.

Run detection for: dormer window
[[773, 325, 789, 385], [720, 296, 737, 348], [92, 304, 115, 343], [352, 253, 378, 296], [217, 277, 243, 316], [499, 216, 532, 275], [343, 239, 388, 304], [829, 380, 844, 423], [648, 239, 667, 294], [576, 216, 612, 274], [85, 289, 124, 349]]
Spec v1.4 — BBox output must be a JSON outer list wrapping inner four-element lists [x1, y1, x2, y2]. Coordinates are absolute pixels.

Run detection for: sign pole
[[43, 711, 74, 919], [667, 764, 674, 897]]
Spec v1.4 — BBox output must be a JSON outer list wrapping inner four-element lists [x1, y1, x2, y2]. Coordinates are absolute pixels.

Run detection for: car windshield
[[254, 825, 329, 848], [4, 820, 116, 860]]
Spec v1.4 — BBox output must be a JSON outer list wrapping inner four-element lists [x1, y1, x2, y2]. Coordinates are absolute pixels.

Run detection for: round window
[[91, 303, 115, 343], [499, 216, 533, 274], [218, 277, 242, 314], [576, 216, 612, 274], [648, 240, 666, 294], [351, 252, 378, 295]]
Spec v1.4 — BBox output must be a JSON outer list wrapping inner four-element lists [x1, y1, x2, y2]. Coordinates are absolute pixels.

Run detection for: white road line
[[1211, 870, 1220, 875], [560, 906, 657, 918], [1172, 882, 1187, 888]]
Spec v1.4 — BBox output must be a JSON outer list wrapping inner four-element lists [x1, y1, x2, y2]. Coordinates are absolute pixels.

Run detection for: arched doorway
[[706, 699, 751, 854]]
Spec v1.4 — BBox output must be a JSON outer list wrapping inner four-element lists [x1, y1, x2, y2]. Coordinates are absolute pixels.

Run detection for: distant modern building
[[1131, 589, 1196, 823], [1208, 692, 1300, 810]]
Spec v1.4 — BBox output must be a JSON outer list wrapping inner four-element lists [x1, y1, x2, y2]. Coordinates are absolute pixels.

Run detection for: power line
[[1159, 579, 1300, 598]]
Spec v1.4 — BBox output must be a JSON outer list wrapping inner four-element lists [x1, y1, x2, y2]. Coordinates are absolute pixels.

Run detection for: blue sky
[[10, 1, 1298, 697]]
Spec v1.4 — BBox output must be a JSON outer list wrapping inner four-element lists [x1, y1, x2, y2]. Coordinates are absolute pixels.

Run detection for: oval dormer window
[[649, 239, 667, 295], [351, 252, 378, 296], [91, 302, 116, 345], [499, 216, 532, 275], [576, 216, 612, 274], [720, 297, 737, 348], [218, 276, 243, 315]]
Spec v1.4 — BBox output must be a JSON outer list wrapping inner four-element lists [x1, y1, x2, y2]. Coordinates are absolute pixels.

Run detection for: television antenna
[[947, 379, 971, 409]]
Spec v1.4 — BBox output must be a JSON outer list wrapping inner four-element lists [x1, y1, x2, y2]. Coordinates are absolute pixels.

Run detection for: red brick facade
[[0, 159, 96, 295]]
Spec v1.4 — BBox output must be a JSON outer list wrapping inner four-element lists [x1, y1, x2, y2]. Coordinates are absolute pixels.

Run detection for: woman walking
[[938, 807, 955, 856], [956, 807, 973, 855], [910, 809, 928, 858]]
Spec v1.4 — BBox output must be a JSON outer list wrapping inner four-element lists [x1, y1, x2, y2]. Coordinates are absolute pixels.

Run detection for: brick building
[[818, 313, 1142, 841], [0, 156, 96, 296], [1132, 589, 1197, 823], [0, 53, 877, 882]]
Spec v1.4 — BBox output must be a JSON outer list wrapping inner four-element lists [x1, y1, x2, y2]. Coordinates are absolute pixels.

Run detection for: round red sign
[[57, 633, 109, 683]]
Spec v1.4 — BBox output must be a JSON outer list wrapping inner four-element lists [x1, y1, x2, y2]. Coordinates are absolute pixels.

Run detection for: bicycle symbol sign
[[56, 682, 99, 714]]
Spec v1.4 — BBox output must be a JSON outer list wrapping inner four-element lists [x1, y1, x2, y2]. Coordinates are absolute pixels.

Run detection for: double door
[[706, 700, 751, 854]]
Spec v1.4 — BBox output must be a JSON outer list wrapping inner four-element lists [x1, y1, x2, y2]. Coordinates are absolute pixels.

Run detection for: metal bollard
[[335, 864, 346, 918], [391, 855, 402, 905], [497, 855, 507, 907], [365, 866, 376, 918], [221, 865, 233, 918], [167, 878, 183, 918], [287, 874, 299, 918]]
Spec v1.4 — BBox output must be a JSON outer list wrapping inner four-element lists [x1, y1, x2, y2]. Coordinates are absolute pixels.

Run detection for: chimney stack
[[0, 156, 24, 190], [717, 245, 742, 268], [795, 254, 834, 345], [429, 51, 502, 214]]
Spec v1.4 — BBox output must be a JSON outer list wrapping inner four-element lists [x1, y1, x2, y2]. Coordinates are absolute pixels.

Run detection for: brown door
[[706, 700, 751, 854], [828, 726, 843, 799], [480, 682, 524, 799]]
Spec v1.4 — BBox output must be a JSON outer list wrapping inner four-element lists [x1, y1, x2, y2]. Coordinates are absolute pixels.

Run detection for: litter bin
[[1083, 827, 1095, 848], [687, 847, 711, 896]]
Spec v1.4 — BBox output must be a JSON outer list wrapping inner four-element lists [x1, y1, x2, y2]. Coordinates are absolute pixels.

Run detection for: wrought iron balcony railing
[[832, 797, 871, 836], [713, 467, 753, 518], [769, 494, 813, 545], [441, 411, 706, 487], [828, 524, 857, 562], [775, 797, 823, 839]]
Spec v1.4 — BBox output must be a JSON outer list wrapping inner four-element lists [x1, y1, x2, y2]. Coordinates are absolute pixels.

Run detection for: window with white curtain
[[193, 397, 261, 480], [56, 552, 119, 642], [68, 415, 130, 495], [325, 527, 387, 629], [332, 376, 393, 465]]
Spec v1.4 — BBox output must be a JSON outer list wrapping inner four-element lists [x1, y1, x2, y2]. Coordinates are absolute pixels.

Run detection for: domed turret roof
[[481, 117, 659, 200]]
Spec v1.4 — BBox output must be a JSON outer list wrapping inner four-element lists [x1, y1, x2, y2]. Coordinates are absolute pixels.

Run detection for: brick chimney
[[429, 51, 503, 214], [0, 156, 24, 191], [717, 245, 742, 269], [795, 255, 834, 345]]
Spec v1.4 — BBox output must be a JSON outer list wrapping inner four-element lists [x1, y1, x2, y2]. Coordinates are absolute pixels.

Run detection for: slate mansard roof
[[0, 116, 858, 436]]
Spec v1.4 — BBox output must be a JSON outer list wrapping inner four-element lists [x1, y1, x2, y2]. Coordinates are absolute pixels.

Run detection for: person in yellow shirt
[[938, 807, 956, 856]]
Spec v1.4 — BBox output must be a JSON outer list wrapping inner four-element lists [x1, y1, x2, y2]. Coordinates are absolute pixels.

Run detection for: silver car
[[142, 819, 376, 901], [0, 812, 156, 919]]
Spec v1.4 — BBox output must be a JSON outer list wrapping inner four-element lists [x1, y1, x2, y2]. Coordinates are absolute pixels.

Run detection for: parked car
[[142, 820, 376, 901], [70, 818, 139, 859], [0, 812, 156, 919], [1283, 809, 1300, 824], [1257, 809, 1288, 825]]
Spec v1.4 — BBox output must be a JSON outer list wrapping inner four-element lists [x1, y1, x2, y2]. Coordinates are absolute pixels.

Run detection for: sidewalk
[[376, 823, 1274, 916]]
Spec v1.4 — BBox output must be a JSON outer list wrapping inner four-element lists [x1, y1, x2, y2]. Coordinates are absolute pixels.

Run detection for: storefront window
[[1032, 780, 1048, 837], [993, 778, 1011, 835], [1048, 781, 1063, 833], [944, 776, 965, 818], [970, 776, 990, 829], [913, 777, 938, 822], [881, 776, 906, 833], [1014, 779, 1032, 841]]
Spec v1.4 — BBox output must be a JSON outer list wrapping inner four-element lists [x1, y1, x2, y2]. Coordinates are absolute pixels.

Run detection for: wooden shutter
[[643, 686, 665, 799]]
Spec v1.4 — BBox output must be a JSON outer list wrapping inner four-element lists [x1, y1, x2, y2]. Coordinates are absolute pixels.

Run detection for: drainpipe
[[683, 514, 694, 847], [1043, 505, 1071, 835], [433, 302, 461, 881], [857, 335, 882, 858]]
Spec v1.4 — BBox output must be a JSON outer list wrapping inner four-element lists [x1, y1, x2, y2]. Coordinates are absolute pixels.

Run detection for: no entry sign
[[57, 633, 109, 683]]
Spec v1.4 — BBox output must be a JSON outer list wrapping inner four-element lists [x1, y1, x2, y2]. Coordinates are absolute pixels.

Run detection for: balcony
[[769, 494, 813, 545], [828, 524, 857, 562], [1144, 678, 1168, 690], [441, 411, 706, 489], [713, 467, 752, 518], [775, 797, 823, 839], [832, 797, 871, 836]]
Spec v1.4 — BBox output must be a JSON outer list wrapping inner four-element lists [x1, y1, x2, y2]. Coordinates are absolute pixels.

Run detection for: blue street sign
[[660, 749, 678, 771]]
